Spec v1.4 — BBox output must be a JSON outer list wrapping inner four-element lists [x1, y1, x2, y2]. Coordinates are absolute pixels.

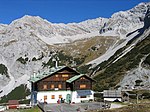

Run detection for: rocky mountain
[[0, 15, 110, 98], [0, 2, 150, 101], [87, 2, 149, 66], [92, 5, 150, 91], [100, 2, 148, 37]]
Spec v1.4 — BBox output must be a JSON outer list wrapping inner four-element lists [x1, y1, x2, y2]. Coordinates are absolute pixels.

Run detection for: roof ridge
[[29, 66, 66, 83], [66, 74, 85, 83]]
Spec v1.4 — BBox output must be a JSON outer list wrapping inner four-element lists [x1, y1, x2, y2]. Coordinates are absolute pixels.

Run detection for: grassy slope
[[59, 36, 118, 64], [43, 36, 119, 73], [0, 84, 30, 103], [93, 34, 150, 91]]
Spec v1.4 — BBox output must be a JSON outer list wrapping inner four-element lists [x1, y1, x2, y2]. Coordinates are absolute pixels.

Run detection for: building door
[[44, 95, 47, 103], [33, 91, 37, 104], [66, 94, 71, 103], [30, 91, 37, 105]]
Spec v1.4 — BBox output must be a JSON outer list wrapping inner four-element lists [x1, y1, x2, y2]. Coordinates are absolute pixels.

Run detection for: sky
[[0, 0, 149, 24]]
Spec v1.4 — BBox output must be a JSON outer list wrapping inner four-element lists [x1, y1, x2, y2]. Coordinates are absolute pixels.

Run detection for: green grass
[[6, 106, 41, 112], [21, 106, 41, 112]]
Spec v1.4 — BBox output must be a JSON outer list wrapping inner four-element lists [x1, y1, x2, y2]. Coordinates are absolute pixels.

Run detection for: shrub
[[142, 92, 150, 99], [0, 64, 9, 77], [17, 57, 27, 64], [144, 54, 150, 65]]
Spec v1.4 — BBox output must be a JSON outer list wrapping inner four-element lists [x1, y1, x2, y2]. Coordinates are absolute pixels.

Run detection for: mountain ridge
[[0, 2, 150, 100], [92, 6, 150, 91]]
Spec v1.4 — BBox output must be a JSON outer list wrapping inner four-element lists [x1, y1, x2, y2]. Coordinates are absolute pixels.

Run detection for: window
[[80, 77, 85, 80], [51, 84, 55, 89], [80, 84, 86, 89], [51, 95, 55, 99], [80, 96, 86, 98], [62, 74, 69, 77], [58, 84, 62, 89], [43, 84, 47, 90], [44, 95, 47, 102], [59, 95, 62, 98]]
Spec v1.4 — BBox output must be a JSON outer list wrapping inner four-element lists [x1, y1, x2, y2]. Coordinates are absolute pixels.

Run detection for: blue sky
[[0, 0, 149, 24]]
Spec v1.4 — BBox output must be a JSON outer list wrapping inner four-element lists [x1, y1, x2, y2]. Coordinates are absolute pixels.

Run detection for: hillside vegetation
[[57, 36, 118, 65], [93, 34, 150, 91], [0, 84, 30, 103]]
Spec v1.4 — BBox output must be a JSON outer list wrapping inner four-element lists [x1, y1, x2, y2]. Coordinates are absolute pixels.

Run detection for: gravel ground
[[40, 102, 109, 112], [4, 102, 125, 112]]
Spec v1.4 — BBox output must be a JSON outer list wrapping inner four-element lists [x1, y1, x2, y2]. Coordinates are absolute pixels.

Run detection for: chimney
[[33, 71, 36, 78], [52, 58, 58, 68], [55, 60, 58, 68]]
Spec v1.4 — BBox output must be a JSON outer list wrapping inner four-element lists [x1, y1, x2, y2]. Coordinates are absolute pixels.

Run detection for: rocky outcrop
[[144, 6, 150, 29], [100, 2, 150, 37]]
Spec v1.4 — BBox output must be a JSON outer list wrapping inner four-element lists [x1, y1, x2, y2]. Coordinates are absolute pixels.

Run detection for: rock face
[[8, 15, 108, 37], [100, 2, 149, 37], [144, 7, 150, 29], [119, 5, 150, 90], [92, 4, 150, 91], [0, 15, 108, 98]]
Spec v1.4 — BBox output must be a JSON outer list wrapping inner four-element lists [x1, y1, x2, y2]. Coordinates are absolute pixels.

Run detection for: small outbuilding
[[103, 90, 122, 102], [122, 91, 136, 102], [8, 100, 19, 109]]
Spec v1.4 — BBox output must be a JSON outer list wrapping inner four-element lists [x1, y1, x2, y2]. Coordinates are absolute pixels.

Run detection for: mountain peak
[[99, 2, 150, 37], [10, 15, 52, 26]]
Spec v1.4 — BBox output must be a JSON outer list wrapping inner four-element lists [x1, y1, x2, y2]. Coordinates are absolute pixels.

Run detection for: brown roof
[[8, 100, 19, 105], [29, 66, 80, 83]]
